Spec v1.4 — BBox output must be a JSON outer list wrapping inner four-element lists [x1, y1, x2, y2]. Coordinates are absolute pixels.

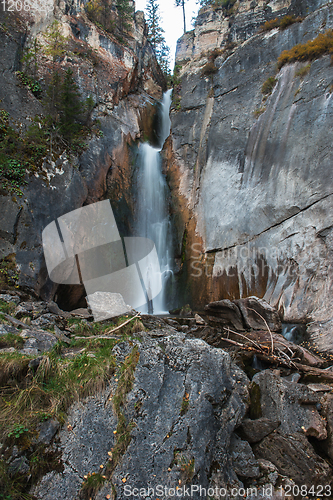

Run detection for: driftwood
[[220, 324, 333, 382]]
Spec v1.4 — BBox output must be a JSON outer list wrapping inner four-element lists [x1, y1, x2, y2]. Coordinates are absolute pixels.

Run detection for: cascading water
[[135, 89, 174, 314]]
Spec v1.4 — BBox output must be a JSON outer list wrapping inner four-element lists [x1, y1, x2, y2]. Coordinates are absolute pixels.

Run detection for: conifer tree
[[175, 0, 188, 34], [45, 71, 62, 123], [145, 0, 171, 77], [21, 38, 42, 80], [157, 42, 171, 76], [145, 0, 164, 52], [116, 0, 134, 34], [60, 69, 83, 140], [44, 21, 69, 68]]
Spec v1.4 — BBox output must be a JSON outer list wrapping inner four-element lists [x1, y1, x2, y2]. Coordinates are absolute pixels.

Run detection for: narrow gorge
[[0, 0, 333, 498]]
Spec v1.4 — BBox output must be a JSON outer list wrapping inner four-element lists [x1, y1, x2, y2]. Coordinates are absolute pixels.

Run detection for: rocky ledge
[[0, 292, 332, 499]]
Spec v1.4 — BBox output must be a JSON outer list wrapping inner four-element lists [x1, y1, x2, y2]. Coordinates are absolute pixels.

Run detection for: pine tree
[[116, 0, 134, 34], [21, 38, 42, 80], [157, 42, 171, 76], [175, 0, 188, 34], [44, 21, 69, 67], [145, 0, 165, 52], [60, 69, 83, 140], [45, 71, 62, 123]]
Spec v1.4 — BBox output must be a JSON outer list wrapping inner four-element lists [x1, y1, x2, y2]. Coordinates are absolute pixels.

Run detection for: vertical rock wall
[[167, 0, 333, 353], [0, 0, 165, 304]]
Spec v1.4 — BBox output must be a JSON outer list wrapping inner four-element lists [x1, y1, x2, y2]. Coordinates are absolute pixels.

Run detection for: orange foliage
[[260, 15, 302, 33], [277, 30, 333, 69]]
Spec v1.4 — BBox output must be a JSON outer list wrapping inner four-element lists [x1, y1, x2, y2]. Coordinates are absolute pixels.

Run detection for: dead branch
[[73, 312, 141, 340], [248, 308, 274, 354], [223, 327, 265, 352]]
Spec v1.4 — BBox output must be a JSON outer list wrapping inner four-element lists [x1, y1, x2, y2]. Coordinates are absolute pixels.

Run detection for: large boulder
[[32, 330, 250, 499], [237, 417, 281, 444], [204, 299, 245, 331], [320, 394, 333, 460], [234, 297, 282, 332]]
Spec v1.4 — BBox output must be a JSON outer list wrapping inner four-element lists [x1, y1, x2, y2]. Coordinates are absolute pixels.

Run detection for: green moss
[[109, 346, 139, 464], [180, 456, 195, 482], [249, 382, 262, 419], [0, 345, 117, 444], [81, 472, 107, 496], [295, 63, 311, 78], [0, 298, 16, 315], [254, 107, 266, 118], [0, 333, 24, 349], [180, 394, 189, 415]]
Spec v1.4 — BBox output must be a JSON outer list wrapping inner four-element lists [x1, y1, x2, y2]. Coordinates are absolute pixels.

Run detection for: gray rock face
[[37, 419, 60, 445], [252, 369, 327, 439], [253, 431, 331, 486], [229, 433, 259, 478], [31, 385, 118, 500], [0, 0, 165, 302], [235, 297, 281, 332], [19, 329, 58, 353], [238, 417, 281, 443], [32, 331, 250, 499], [205, 299, 245, 330], [320, 393, 333, 460], [252, 370, 327, 439], [87, 292, 131, 321], [170, 0, 333, 353]]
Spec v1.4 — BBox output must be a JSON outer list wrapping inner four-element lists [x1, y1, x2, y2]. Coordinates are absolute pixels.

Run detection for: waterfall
[[135, 89, 173, 314]]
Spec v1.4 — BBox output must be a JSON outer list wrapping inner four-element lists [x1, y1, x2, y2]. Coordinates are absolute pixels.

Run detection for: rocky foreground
[[0, 292, 332, 499]]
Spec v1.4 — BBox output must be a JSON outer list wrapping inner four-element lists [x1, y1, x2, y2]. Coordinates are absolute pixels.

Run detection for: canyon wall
[[168, 0, 333, 352], [0, 0, 165, 306]]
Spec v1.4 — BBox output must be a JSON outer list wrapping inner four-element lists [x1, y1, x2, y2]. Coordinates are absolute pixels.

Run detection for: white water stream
[[135, 90, 173, 314]]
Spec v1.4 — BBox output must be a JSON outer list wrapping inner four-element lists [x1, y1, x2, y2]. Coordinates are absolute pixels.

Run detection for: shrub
[[208, 47, 224, 61], [261, 76, 277, 95], [254, 107, 266, 118], [16, 71, 42, 98], [295, 63, 311, 78], [260, 15, 303, 32], [201, 61, 218, 76], [277, 29, 333, 69], [279, 15, 303, 30], [260, 17, 280, 32]]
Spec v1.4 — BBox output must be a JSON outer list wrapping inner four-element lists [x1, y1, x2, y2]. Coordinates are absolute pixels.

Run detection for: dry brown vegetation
[[277, 30, 333, 69], [260, 15, 303, 32]]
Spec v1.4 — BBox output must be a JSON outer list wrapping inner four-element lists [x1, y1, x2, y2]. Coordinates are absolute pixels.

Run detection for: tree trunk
[[182, 0, 186, 33]]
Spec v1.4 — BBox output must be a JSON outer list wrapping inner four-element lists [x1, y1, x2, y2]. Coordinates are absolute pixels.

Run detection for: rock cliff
[[0, 0, 165, 306], [167, 0, 333, 354]]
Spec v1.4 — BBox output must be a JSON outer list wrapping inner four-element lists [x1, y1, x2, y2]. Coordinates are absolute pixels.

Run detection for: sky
[[134, 0, 200, 68]]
